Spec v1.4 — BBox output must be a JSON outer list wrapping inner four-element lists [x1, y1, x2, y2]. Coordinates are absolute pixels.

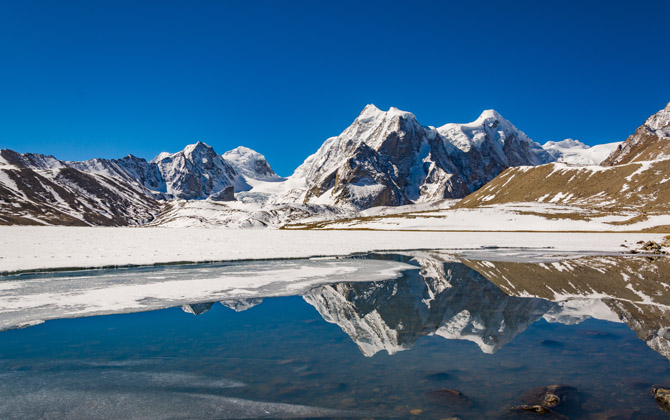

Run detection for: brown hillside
[[455, 159, 670, 214]]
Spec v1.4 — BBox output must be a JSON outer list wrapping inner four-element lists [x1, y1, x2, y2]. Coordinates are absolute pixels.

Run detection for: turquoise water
[[1, 255, 669, 419]]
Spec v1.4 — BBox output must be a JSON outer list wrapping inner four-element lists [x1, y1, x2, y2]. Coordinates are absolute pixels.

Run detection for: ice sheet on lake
[[0, 258, 413, 331]]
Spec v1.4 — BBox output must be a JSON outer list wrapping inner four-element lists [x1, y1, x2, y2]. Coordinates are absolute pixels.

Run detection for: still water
[[1, 252, 669, 419]]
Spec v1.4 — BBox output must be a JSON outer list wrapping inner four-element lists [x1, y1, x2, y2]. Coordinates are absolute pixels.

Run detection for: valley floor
[[1, 226, 666, 273]]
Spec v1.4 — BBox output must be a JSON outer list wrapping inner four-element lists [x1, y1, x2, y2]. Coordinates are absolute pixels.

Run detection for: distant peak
[[223, 145, 267, 161], [543, 139, 588, 149], [225, 145, 256, 155]]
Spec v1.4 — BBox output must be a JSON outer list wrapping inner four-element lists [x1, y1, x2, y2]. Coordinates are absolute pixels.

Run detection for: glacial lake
[[1, 252, 670, 419]]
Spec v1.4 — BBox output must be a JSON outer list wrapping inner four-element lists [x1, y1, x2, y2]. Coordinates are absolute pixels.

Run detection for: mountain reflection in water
[[181, 253, 670, 362]]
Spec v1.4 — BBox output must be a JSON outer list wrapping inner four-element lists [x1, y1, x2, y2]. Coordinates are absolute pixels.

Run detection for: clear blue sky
[[1, 0, 668, 176]]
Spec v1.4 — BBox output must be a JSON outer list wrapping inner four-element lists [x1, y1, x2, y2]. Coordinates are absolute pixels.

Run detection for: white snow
[[0, 226, 664, 273]]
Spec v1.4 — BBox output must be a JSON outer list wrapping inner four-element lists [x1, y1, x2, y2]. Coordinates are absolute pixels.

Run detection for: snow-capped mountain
[[602, 102, 670, 166], [151, 141, 237, 201], [283, 105, 553, 209], [0, 142, 282, 225], [542, 139, 621, 166]]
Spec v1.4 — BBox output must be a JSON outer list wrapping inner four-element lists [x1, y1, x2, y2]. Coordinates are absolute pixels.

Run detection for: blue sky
[[1, 0, 668, 176]]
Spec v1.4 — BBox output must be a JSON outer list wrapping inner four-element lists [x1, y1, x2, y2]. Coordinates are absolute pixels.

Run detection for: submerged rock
[[426, 388, 472, 407], [521, 384, 577, 408], [652, 387, 670, 413], [511, 404, 551, 414], [505, 384, 579, 418], [424, 372, 451, 381], [509, 405, 569, 419]]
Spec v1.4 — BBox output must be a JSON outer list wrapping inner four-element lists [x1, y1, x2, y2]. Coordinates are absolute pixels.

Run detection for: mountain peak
[[183, 141, 214, 155], [645, 102, 670, 131], [476, 109, 505, 122], [543, 138, 589, 149], [357, 104, 416, 123]]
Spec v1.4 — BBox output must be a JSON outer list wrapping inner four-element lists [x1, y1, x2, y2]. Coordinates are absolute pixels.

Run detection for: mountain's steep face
[[602, 102, 670, 166], [0, 151, 160, 226], [542, 139, 621, 166], [223, 146, 278, 181], [151, 141, 237, 201], [289, 105, 552, 209]]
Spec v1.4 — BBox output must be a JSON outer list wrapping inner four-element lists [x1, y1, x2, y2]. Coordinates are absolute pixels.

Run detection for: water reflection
[[171, 253, 670, 362], [3, 252, 670, 419]]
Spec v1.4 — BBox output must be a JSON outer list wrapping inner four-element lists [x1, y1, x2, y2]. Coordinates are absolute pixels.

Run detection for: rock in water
[[652, 387, 670, 413], [426, 388, 472, 408]]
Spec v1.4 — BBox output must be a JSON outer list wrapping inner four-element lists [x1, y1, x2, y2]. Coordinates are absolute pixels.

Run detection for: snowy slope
[[542, 139, 621, 165]]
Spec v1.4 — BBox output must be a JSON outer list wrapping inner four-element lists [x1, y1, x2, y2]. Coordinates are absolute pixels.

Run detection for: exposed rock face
[[151, 141, 237, 201], [602, 102, 670, 166], [288, 105, 553, 209], [0, 151, 161, 226]]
